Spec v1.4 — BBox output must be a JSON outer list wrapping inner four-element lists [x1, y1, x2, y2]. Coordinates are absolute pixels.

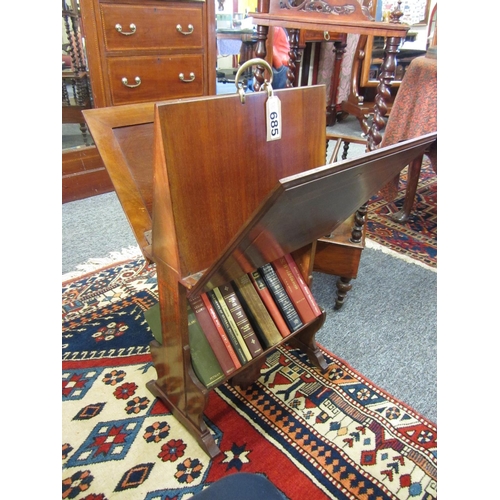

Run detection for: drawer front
[[101, 4, 203, 51], [300, 30, 345, 44], [108, 55, 204, 105]]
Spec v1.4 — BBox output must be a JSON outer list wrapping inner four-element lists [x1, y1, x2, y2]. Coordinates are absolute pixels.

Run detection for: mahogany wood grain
[[151, 86, 327, 280], [83, 102, 156, 259], [80, 0, 216, 109], [107, 55, 205, 105], [100, 3, 204, 51], [314, 216, 365, 278], [287, 311, 327, 370], [62, 146, 113, 203], [314, 215, 365, 309], [251, 13, 409, 38]]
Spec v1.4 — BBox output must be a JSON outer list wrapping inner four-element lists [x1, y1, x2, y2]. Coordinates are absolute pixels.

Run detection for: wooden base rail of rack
[[83, 87, 436, 458]]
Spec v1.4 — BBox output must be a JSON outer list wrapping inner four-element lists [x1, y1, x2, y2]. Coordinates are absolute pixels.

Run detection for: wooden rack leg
[[287, 313, 328, 372], [147, 264, 222, 458], [230, 361, 265, 390], [148, 341, 221, 458]]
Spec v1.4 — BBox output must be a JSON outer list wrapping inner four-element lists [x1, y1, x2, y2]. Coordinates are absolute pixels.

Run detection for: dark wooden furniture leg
[[253, 24, 269, 91], [367, 35, 402, 151], [326, 39, 347, 126], [287, 28, 300, 87], [391, 153, 423, 223]]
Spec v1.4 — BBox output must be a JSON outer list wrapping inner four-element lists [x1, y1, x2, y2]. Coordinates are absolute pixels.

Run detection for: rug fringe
[[365, 238, 436, 272], [62, 245, 142, 281]]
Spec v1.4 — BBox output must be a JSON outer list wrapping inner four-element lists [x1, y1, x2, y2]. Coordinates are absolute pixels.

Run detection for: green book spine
[[144, 302, 162, 344], [187, 305, 226, 389], [144, 302, 225, 389]]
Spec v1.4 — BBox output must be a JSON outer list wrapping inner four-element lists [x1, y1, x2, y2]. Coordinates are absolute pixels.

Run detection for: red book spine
[[272, 256, 317, 324], [200, 292, 242, 370], [283, 253, 322, 317], [188, 295, 238, 377], [249, 270, 291, 338]]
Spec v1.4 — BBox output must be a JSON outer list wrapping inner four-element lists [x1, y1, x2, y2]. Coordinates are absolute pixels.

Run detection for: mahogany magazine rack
[[84, 86, 436, 457]]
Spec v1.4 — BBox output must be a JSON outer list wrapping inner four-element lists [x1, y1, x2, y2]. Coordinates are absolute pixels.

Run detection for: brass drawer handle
[[176, 23, 194, 35], [121, 76, 142, 88], [179, 72, 195, 83], [115, 23, 136, 36]]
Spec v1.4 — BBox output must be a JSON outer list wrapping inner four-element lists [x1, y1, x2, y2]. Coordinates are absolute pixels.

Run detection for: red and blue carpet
[[367, 161, 437, 268], [62, 260, 437, 499]]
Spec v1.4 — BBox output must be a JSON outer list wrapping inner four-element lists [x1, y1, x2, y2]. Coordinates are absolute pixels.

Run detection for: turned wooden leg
[[350, 203, 367, 244], [335, 277, 352, 310], [326, 39, 347, 126], [341, 141, 351, 160], [358, 115, 371, 137], [367, 35, 402, 151], [287, 28, 300, 88], [253, 24, 269, 92], [391, 154, 424, 223]]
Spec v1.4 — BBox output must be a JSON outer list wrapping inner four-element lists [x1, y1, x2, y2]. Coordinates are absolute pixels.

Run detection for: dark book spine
[[272, 256, 317, 324], [250, 269, 291, 338], [232, 274, 283, 348], [206, 289, 250, 365], [259, 263, 303, 332], [218, 282, 263, 358], [188, 295, 237, 377]]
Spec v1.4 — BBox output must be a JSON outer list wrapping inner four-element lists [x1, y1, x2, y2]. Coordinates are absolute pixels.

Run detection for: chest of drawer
[[107, 54, 204, 105], [100, 3, 203, 52]]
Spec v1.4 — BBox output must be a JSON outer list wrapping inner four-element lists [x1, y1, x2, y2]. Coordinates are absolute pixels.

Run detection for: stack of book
[[145, 253, 322, 388]]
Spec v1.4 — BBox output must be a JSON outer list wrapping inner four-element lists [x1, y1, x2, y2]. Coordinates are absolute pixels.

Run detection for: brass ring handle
[[323, 31, 330, 41], [115, 23, 137, 35], [121, 76, 142, 88], [235, 58, 273, 103], [176, 23, 194, 35], [179, 72, 195, 82]]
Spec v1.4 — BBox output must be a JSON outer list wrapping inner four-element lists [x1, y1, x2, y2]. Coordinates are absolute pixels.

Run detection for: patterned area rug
[[62, 259, 437, 499], [367, 161, 437, 268]]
